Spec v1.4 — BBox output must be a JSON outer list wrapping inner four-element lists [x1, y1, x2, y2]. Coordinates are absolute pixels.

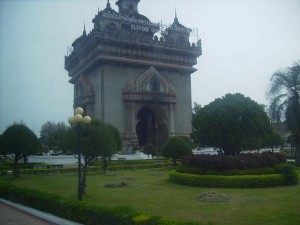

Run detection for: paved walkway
[[0, 199, 83, 225]]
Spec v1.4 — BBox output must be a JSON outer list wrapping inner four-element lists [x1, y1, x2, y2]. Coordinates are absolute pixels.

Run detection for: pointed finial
[[174, 7, 179, 23], [106, 0, 111, 9], [83, 22, 86, 35]]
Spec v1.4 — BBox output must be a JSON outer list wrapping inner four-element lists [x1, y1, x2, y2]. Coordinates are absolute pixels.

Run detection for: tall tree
[[192, 93, 278, 155], [63, 119, 120, 194], [1, 123, 42, 177], [103, 124, 122, 172], [267, 61, 300, 166], [39, 121, 68, 152]]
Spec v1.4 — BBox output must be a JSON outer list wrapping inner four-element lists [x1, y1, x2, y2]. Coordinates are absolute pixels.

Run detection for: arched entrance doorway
[[136, 106, 169, 150], [136, 107, 155, 147]]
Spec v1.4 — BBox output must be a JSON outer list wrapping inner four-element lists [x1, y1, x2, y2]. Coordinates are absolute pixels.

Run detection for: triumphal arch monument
[[65, 0, 202, 152]]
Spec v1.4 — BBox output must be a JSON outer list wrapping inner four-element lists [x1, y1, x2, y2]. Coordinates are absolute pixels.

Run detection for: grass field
[[5, 168, 300, 225]]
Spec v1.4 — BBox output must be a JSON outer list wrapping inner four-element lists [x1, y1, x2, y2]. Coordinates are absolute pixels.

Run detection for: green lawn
[[5, 168, 300, 225]]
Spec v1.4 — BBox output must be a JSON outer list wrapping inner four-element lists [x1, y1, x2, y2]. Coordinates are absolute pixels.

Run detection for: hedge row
[[170, 171, 285, 188], [91, 159, 170, 167], [170, 164, 298, 188], [108, 163, 172, 171], [181, 152, 286, 171], [176, 165, 277, 176], [0, 180, 201, 225], [0, 162, 46, 169], [0, 167, 100, 176], [0, 162, 172, 176]]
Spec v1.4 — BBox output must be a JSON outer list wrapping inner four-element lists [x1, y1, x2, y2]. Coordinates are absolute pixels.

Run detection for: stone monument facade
[[65, 0, 202, 152]]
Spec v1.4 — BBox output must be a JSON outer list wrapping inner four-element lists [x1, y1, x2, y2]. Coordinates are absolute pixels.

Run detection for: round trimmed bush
[[170, 163, 299, 188], [180, 152, 286, 171]]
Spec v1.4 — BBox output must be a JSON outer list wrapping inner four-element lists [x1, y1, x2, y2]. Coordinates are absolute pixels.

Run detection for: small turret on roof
[[163, 10, 191, 46], [116, 0, 140, 15]]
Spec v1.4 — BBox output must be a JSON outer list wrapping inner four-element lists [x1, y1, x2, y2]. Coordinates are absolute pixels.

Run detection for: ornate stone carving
[[123, 66, 176, 103], [74, 75, 95, 106]]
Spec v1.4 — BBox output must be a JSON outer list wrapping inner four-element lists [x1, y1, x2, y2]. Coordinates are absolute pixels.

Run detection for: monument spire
[[116, 0, 140, 14], [83, 22, 86, 35], [106, 0, 111, 9]]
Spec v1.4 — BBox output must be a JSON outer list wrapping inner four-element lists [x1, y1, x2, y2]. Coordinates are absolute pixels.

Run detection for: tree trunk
[[13, 156, 20, 178], [23, 154, 28, 163], [102, 158, 108, 173], [172, 158, 177, 168], [294, 132, 300, 167], [295, 144, 300, 167], [81, 164, 88, 195]]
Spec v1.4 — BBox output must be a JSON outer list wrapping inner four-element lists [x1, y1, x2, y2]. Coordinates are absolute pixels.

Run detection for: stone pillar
[[168, 103, 174, 135], [124, 101, 136, 135], [129, 101, 136, 133], [86, 104, 95, 117]]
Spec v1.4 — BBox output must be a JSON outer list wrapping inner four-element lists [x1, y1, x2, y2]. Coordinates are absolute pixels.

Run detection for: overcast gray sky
[[1, 0, 300, 136]]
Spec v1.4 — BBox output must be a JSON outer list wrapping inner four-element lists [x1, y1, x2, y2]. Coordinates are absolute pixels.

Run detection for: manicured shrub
[[177, 165, 277, 176], [161, 136, 192, 168], [181, 152, 286, 171], [275, 163, 299, 185], [0, 160, 173, 176], [108, 163, 171, 171], [169, 171, 285, 188]]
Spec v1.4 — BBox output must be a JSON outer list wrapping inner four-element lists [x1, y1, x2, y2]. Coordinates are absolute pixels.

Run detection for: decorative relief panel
[[123, 66, 176, 103], [74, 75, 95, 106]]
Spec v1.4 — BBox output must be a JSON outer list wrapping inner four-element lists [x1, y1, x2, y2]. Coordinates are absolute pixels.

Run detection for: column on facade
[[125, 101, 136, 138], [129, 101, 136, 134], [85, 104, 95, 118], [168, 103, 174, 135]]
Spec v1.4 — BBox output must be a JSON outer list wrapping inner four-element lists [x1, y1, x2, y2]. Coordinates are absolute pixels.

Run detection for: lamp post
[[68, 107, 91, 201]]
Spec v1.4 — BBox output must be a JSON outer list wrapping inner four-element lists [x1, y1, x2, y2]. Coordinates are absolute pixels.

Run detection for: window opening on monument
[[105, 22, 117, 32], [150, 76, 159, 92], [143, 76, 162, 92]]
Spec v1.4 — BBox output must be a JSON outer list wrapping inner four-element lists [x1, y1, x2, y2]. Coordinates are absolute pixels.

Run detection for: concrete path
[[0, 198, 83, 225]]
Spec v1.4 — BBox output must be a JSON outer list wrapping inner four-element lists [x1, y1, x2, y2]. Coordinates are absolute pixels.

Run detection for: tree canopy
[[61, 118, 122, 194], [0, 123, 42, 177], [39, 121, 68, 152], [267, 61, 300, 166], [143, 143, 156, 157], [62, 119, 120, 164], [161, 136, 192, 167], [192, 93, 279, 155]]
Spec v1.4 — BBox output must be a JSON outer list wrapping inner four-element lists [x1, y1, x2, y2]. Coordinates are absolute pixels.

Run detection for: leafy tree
[[0, 134, 5, 162], [63, 119, 120, 194], [161, 136, 192, 168], [179, 136, 196, 149], [39, 121, 68, 152], [1, 123, 42, 177], [287, 134, 296, 157], [267, 61, 300, 166], [266, 132, 284, 152], [101, 123, 122, 173], [192, 93, 277, 155], [143, 143, 155, 158]]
